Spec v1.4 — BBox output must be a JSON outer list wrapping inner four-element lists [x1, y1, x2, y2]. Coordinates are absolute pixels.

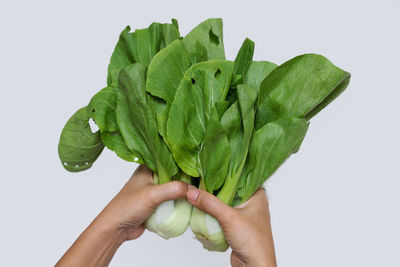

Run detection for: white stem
[[189, 208, 229, 252], [145, 199, 192, 239]]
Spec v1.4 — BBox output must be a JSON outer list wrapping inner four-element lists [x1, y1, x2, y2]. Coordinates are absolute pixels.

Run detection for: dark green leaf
[[146, 40, 191, 137], [146, 40, 190, 103], [215, 101, 230, 120], [217, 84, 257, 204], [88, 87, 118, 132], [237, 117, 309, 201], [182, 18, 225, 61], [243, 61, 277, 93], [58, 107, 104, 172], [107, 20, 180, 87], [116, 63, 178, 181], [101, 131, 142, 163], [166, 60, 234, 178], [258, 54, 350, 118], [87, 87, 139, 163], [254, 96, 283, 130], [233, 38, 255, 76], [200, 108, 231, 192]]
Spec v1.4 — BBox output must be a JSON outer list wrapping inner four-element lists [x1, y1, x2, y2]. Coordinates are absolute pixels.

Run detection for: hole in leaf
[[75, 165, 79, 168], [209, 29, 219, 45], [64, 162, 68, 166], [88, 118, 99, 133], [85, 162, 89, 165], [191, 78, 196, 84], [214, 68, 221, 78], [134, 157, 139, 162]]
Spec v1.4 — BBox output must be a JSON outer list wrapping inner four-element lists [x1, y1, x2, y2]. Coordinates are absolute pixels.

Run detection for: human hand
[[56, 165, 188, 267], [97, 165, 188, 241], [186, 187, 276, 267]]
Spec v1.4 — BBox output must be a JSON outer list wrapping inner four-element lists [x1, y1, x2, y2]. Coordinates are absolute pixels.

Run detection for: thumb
[[148, 181, 188, 208], [186, 185, 236, 226]]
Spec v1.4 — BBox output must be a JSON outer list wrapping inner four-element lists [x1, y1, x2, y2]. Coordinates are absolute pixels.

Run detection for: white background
[[1, 0, 399, 266]]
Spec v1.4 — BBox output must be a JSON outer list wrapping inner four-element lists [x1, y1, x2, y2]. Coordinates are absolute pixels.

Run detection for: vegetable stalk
[[146, 172, 192, 239]]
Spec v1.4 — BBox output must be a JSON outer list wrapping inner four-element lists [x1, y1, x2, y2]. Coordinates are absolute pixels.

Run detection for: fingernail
[[187, 186, 199, 202], [188, 184, 196, 190]]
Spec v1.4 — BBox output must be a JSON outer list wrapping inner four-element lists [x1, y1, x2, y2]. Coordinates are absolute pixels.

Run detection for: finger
[[186, 186, 236, 226], [148, 181, 188, 207], [236, 187, 267, 209], [129, 165, 154, 187], [134, 165, 152, 176]]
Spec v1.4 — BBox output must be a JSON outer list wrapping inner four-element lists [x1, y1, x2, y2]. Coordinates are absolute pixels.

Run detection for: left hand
[[97, 165, 189, 241]]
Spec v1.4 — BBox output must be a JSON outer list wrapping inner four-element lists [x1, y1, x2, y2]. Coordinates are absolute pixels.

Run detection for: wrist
[[94, 210, 127, 246], [248, 247, 276, 267]]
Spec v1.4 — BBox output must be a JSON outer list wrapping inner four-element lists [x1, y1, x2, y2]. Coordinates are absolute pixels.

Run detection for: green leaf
[[146, 40, 191, 137], [166, 60, 234, 178], [58, 107, 104, 172], [88, 87, 119, 132], [304, 72, 351, 120], [200, 108, 231, 192], [87, 87, 140, 163], [254, 96, 283, 130], [258, 54, 351, 119], [146, 19, 226, 138], [217, 84, 257, 204], [116, 63, 178, 182], [193, 41, 208, 64], [237, 117, 309, 201], [182, 18, 225, 62], [215, 101, 230, 120], [243, 61, 277, 93], [101, 132, 142, 163], [233, 38, 255, 76], [107, 20, 180, 87], [147, 40, 191, 103]]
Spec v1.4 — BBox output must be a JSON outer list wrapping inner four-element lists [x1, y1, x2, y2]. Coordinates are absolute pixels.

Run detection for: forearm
[[56, 215, 125, 267]]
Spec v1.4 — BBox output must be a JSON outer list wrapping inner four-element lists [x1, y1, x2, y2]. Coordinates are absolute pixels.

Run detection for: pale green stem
[[156, 165, 170, 184], [199, 178, 207, 191], [216, 171, 240, 205], [180, 172, 192, 183]]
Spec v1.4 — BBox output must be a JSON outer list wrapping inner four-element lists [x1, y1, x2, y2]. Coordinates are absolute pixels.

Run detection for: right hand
[[186, 187, 277, 267]]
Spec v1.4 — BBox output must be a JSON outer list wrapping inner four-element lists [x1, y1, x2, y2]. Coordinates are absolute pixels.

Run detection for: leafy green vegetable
[[166, 60, 234, 183], [217, 84, 257, 204], [237, 117, 309, 202], [107, 20, 180, 87], [243, 61, 278, 93], [116, 63, 178, 181], [146, 18, 227, 139], [233, 38, 255, 77], [58, 107, 104, 172], [182, 18, 225, 62], [258, 54, 351, 119], [146, 40, 191, 138], [146, 40, 190, 104], [58, 18, 350, 251], [87, 87, 140, 163]]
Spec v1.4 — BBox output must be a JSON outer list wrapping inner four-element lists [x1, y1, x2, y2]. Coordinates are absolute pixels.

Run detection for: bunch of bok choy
[[58, 18, 350, 251]]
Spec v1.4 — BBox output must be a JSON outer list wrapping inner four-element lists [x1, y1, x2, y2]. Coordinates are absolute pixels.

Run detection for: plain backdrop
[[1, 0, 399, 266]]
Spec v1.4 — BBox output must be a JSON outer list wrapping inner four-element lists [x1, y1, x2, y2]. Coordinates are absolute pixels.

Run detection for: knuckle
[[196, 190, 209, 207], [147, 187, 160, 206], [169, 181, 186, 195], [223, 210, 238, 224]]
